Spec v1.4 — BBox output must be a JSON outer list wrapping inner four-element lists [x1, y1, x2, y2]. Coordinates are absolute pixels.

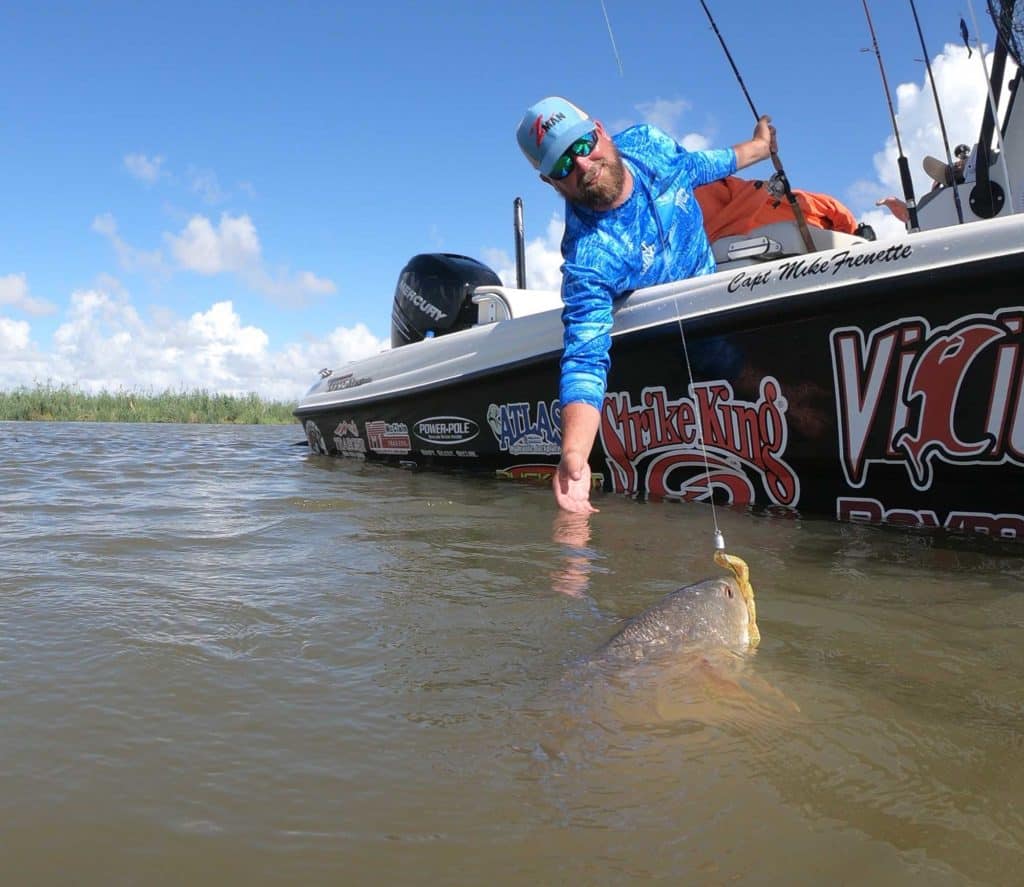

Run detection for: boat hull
[[296, 226, 1024, 539]]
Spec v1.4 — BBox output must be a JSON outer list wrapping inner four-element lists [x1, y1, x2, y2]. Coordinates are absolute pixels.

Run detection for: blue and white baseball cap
[[516, 96, 594, 176]]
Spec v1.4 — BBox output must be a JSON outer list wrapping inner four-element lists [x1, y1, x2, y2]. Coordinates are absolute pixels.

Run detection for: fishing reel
[[765, 171, 789, 199]]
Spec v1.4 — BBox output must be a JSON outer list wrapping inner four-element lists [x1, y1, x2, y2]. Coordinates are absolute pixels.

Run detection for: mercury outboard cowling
[[391, 253, 501, 347]]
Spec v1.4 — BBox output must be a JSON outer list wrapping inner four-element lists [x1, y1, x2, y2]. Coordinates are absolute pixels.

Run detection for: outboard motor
[[391, 253, 501, 347]]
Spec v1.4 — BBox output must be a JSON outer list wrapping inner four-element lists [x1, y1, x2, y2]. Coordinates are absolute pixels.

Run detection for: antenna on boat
[[907, 0, 966, 223], [513, 197, 527, 288], [861, 0, 921, 232], [697, 0, 817, 253]]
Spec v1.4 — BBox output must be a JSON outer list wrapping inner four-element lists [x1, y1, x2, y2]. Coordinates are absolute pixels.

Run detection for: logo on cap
[[532, 111, 567, 146]]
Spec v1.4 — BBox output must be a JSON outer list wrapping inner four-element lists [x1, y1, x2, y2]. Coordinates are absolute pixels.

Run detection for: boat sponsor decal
[[837, 498, 1024, 539], [497, 463, 555, 482], [496, 463, 604, 488], [419, 448, 479, 458], [304, 420, 328, 455], [365, 420, 412, 455], [413, 417, 479, 446], [831, 308, 1024, 490], [399, 280, 447, 322], [487, 400, 562, 455], [599, 378, 799, 506], [327, 373, 371, 392], [727, 242, 914, 296], [332, 419, 366, 457]]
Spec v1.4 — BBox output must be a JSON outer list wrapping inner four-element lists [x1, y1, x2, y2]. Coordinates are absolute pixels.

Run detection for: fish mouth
[[714, 552, 759, 648]]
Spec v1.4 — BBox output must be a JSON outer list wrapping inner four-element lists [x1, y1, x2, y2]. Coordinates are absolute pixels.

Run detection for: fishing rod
[[966, 0, 1015, 213], [907, 0, 966, 223], [861, 0, 921, 231], [698, 0, 817, 253]]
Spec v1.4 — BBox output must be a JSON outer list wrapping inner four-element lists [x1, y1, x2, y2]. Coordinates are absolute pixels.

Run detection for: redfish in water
[[587, 574, 758, 668]]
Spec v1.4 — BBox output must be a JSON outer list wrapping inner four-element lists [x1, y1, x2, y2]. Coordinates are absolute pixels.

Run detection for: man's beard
[[576, 151, 627, 210]]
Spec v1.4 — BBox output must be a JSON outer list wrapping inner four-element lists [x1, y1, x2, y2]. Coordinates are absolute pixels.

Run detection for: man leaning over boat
[[515, 95, 778, 513]]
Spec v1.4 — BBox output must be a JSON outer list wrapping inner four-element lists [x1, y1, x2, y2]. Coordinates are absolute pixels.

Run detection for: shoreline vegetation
[[0, 384, 297, 425]]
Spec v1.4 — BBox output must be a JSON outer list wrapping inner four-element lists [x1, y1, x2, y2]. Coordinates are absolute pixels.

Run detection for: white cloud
[[164, 212, 337, 303], [0, 273, 57, 316], [635, 98, 691, 134], [0, 316, 32, 351], [635, 97, 712, 150], [855, 207, 911, 242], [166, 213, 262, 275], [0, 282, 389, 400], [187, 301, 268, 355], [679, 132, 712, 152], [482, 212, 565, 290], [92, 214, 168, 275], [0, 314, 49, 391], [124, 153, 166, 184], [94, 211, 336, 304], [187, 166, 227, 204], [855, 43, 1017, 215], [295, 270, 337, 295]]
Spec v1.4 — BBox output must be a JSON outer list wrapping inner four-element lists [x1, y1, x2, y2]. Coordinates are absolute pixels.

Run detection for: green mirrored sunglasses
[[550, 130, 598, 180]]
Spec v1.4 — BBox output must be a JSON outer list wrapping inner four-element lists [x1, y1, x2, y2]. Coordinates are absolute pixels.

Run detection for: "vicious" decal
[[831, 309, 1024, 490]]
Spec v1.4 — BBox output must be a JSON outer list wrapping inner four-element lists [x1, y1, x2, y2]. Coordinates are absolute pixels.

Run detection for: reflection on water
[[550, 512, 604, 598], [2, 420, 1023, 884]]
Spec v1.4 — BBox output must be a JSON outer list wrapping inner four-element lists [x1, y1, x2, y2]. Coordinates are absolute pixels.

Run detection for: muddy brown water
[[2, 421, 1022, 885]]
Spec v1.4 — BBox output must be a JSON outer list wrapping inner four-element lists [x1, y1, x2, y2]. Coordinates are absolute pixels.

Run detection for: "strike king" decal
[[598, 378, 798, 506]]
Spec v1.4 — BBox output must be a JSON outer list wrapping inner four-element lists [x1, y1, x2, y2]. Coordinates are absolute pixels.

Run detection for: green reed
[[0, 383, 297, 424]]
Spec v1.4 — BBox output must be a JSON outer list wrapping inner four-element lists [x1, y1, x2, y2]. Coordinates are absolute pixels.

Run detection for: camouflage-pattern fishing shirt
[[559, 125, 736, 410]]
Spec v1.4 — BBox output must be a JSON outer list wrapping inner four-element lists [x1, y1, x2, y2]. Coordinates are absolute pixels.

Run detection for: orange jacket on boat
[[695, 176, 858, 241]]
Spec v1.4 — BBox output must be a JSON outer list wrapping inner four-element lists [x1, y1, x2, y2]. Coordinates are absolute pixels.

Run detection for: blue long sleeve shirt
[[558, 125, 736, 410]]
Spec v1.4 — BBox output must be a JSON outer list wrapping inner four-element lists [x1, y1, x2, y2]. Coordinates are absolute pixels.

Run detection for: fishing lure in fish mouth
[[714, 549, 760, 647]]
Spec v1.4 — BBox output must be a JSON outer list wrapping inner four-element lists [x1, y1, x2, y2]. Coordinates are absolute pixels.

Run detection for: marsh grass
[[0, 384, 296, 424]]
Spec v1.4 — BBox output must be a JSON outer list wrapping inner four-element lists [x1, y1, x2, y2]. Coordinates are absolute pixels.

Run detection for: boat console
[[709, 222, 867, 269]]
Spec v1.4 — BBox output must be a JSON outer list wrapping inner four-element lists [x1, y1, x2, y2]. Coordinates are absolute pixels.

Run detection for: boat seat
[[472, 285, 563, 324], [711, 221, 865, 266]]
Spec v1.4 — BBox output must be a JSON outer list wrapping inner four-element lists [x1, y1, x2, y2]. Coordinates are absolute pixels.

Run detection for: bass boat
[[295, 3, 1024, 541]]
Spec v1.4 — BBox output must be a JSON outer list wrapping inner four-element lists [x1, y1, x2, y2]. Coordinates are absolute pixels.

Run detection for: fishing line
[[599, 0, 625, 77], [594, 0, 731, 556], [592, 0, 723, 548], [677, 303, 752, 601], [676, 312, 726, 552]]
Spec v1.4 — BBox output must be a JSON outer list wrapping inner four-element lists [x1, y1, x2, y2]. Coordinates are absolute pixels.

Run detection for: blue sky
[[0, 0, 1009, 400]]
